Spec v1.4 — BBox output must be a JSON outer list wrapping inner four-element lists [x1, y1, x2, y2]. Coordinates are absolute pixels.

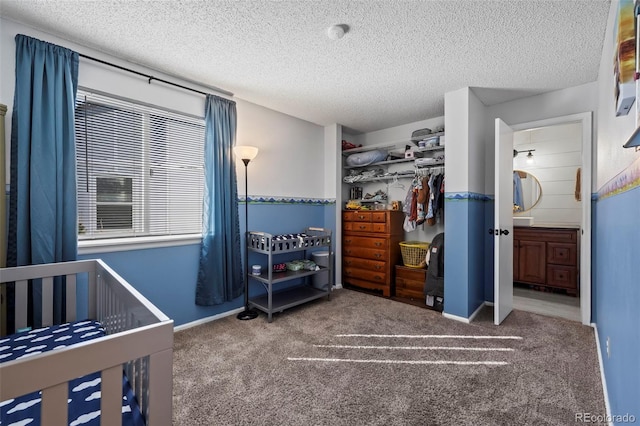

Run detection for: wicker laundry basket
[[399, 241, 430, 268]]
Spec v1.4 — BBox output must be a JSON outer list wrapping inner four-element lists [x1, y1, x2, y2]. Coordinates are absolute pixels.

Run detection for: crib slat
[[41, 382, 68, 426], [42, 276, 54, 327], [101, 365, 121, 426], [66, 273, 77, 322], [88, 270, 97, 319], [15, 279, 28, 330]]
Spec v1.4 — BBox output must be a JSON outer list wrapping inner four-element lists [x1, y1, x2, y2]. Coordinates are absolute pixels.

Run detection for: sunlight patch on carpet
[[313, 344, 514, 351], [335, 334, 523, 339], [287, 357, 509, 366]]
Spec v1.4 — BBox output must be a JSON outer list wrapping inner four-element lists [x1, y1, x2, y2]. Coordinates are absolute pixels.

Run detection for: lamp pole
[[235, 146, 259, 320]]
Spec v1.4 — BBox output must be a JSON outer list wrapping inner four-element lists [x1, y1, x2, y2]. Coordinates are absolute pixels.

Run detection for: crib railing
[[0, 259, 173, 425]]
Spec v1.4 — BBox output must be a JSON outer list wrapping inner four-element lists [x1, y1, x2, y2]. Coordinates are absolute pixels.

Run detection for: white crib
[[0, 259, 173, 425]]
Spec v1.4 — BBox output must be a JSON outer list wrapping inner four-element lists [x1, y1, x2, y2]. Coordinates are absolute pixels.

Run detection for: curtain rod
[[78, 53, 234, 98]]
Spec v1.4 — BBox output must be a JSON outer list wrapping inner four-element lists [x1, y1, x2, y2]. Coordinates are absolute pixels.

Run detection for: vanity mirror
[[513, 169, 542, 213]]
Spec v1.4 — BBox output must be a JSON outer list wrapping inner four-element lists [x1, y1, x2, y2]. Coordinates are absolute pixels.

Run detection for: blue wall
[[594, 186, 640, 420], [484, 199, 495, 303], [80, 201, 336, 327], [443, 194, 487, 318]]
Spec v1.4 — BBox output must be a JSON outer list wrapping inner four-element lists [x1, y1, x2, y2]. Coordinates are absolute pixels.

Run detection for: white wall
[[444, 88, 470, 193], [484, 82, 598, 195], [514, 122, 582, 226], [596, 1, 639, 190], [0, 17, 326, 199]]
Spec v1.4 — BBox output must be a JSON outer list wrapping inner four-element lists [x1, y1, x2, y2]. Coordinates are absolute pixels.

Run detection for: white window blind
[[75, 90, 205, 240]]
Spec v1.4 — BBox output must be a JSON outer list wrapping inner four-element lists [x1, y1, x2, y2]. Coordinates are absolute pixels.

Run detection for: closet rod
[[78, 53, 234, 98]]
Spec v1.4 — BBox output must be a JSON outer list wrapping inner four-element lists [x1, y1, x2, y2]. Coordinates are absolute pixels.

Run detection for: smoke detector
[[327, 24, 348, 40]]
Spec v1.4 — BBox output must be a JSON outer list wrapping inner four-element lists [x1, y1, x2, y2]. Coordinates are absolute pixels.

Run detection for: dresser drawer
[[344, 266, 386, 284], [348, 222, 373, 232], [344, 236, 386, 249], [343, 246, 387, 261], [372, 222, 388, 233], [547, 242, 577, 266], [396, 277, 424, 293], [343, 256, 386, 272], [351, 211, 372, 222], [396, 265, 427, 282], [371, 212, 387, 222]]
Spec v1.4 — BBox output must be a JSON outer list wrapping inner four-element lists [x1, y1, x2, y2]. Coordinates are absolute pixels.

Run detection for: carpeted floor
[[172, 289, 606, 425]]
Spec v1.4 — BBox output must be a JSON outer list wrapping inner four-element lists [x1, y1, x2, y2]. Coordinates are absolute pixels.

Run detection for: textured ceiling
[[0, 0, 610, 134]]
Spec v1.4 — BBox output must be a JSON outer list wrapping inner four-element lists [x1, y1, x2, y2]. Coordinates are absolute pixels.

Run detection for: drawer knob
[[374, 242, 382, 247], [374, 253, 382, 258], [358, 215, 365, 219], [374, 275, 382, 281], [345, 239, 352, 243], [359, 225, 366, 230]]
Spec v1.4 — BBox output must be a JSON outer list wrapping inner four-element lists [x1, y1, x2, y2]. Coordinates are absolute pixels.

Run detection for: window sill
[[78, 234, 202, 255]]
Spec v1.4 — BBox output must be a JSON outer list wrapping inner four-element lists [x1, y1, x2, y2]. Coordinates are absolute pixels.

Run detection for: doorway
[[497, 112, 592, 325]]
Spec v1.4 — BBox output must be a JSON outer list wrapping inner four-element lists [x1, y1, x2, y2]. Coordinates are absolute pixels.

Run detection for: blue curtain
[[7, 35, 79, 330], [195, 95, 243, 305]]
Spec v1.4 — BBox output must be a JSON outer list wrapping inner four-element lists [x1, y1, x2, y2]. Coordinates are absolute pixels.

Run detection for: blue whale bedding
[[0, 320, 145, 426]]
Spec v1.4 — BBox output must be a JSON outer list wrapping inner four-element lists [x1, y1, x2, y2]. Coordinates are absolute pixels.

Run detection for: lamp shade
[[234, 145, 259, 161]]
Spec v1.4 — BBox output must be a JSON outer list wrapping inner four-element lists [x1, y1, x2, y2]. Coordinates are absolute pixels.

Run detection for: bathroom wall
[[513, 121, 583, 226]]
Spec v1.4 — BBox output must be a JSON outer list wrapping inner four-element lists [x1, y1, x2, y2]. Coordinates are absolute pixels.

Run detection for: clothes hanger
[[389, 174, 405, 190]]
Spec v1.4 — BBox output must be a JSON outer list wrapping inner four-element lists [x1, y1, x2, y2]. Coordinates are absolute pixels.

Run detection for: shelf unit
[[341, 131, 445, 156], [246, 227, 333, 322], [342, 135, 445, 188]]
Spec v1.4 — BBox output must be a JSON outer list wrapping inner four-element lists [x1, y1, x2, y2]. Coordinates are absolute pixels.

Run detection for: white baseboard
[[468, 302, 487, 322], [442, 312, 470, 323], [591, 323, 613, 426], [176, 286, 344, 332], [173, 307, 245, 332], [442, 302, 487, 324]]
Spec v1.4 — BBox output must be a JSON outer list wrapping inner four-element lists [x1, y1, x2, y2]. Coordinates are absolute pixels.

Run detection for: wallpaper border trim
[[596, 155, 640, 200], [239, 196, 335, 205]]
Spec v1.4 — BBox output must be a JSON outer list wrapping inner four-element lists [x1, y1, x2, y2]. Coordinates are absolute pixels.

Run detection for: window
[[75, 90, 205, 240], [96, 176, 133, 230]]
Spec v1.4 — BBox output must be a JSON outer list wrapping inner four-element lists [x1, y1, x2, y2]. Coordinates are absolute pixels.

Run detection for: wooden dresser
[[395, 265, 427, 301], [513, 226, 579, 296], [342, 210, 403, 297]]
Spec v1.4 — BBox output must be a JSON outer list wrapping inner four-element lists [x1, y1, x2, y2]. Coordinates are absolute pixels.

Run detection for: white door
[[494, 119, 514, 325]]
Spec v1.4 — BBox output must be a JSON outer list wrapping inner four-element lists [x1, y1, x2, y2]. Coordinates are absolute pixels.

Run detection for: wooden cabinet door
[[513, 239, 520, 281], [517, 240, 546, 284]]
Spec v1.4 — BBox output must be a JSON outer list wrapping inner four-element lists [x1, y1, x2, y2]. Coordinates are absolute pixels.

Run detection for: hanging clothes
[[513, 171, 525, 212]]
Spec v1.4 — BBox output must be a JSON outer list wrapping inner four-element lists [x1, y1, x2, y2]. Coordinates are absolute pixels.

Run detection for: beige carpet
[[172, 289, 605, 425]]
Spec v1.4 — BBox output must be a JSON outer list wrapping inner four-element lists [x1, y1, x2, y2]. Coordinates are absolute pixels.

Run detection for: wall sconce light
[[513, 149, 535, 165]]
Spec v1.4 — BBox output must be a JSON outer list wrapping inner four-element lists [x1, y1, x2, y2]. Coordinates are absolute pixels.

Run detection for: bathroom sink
[[513, 216, 534, 227]]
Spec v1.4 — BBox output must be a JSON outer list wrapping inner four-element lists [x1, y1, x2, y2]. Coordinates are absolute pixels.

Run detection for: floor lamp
[[235, 145, 259, 320]]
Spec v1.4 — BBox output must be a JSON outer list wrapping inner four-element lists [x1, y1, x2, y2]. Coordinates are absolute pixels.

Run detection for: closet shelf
[[343, 148, 444, 169], [344, 162, 444, 184], [341, 131, 445, 156]]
